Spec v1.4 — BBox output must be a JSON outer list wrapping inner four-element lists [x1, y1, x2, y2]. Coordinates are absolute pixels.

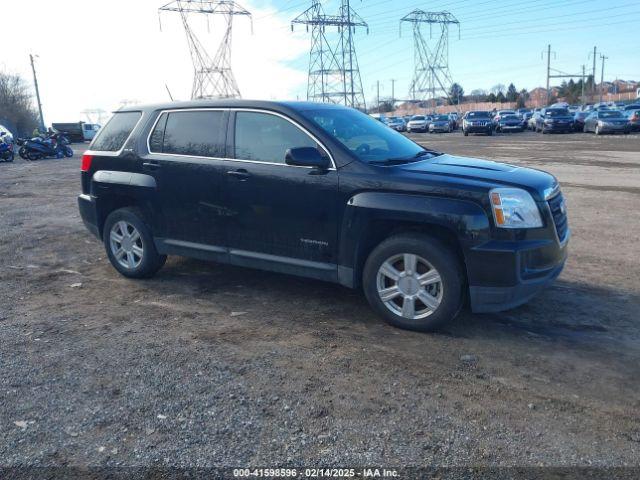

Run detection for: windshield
[[466, 111, 490, 118], [434, 115, 449, 121], [301, 108, 432, 164], [410, 116, 425, 121], [545, 109, 570, 117], [600, 111, 624, 118], [503, 115, 520, 121]]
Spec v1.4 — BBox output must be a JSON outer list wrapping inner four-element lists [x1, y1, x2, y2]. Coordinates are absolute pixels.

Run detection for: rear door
[[222, 109, 339, 270], [143, 109, 230, 250]]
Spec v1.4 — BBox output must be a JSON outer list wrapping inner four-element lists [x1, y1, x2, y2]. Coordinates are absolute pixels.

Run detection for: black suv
[[79, 100, 569, 332]]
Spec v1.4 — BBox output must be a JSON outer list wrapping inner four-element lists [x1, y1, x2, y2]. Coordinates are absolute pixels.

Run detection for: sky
[[2, 0, 639, 123]]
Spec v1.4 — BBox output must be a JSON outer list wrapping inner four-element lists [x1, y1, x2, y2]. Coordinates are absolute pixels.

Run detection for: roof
[[116, 99, 348, 114]]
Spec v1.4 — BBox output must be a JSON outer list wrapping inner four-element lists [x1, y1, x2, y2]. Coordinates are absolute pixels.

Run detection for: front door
[[222, 110, 339, 270], [142, 109, 229, 249]]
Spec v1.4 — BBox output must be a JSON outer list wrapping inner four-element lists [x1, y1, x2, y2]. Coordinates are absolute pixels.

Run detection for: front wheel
[[103, 207, 166, 279], [363, 234, 463, 332], [463, 130, 469, 136], [64, 146, 74, 157]]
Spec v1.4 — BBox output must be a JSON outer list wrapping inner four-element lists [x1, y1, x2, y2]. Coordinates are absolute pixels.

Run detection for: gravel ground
[[1, 130, 639, 473]]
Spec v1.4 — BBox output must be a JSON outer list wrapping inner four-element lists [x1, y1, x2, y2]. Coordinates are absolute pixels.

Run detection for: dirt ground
[[1, 130, 639, 471]]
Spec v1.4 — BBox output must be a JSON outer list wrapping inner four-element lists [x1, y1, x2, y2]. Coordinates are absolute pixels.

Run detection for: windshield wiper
[[369, 149, 439, 166]]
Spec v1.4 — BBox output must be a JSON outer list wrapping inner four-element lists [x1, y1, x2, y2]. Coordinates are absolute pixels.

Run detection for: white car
[[0, 124, 13, 143], [406, 115, 430, 133]]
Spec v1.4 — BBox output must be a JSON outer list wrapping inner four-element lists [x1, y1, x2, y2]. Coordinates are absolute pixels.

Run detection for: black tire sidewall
[[363, 234, 463, 332], [103, 208, 165, 279]]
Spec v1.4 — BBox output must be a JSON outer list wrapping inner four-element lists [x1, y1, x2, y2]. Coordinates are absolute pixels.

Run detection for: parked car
[[623, 104, 640, 111], [429, 115, 451, 133], [448, 112, 459, 130], [78, 100, 569, 332], [520, 111, 533, 129], [516, 108, 530, 119], [528, 112, 542, 130], [496, 114, 524, 133], [573, 111, 590, 132], [407, 115, 429, 133], [624, 109, 640, 131], [493, 110, 517, 126], [534, 108, 574, 134], [583, 110, 631, 135], [386, 116, 406, 132], [462, 111, 493, 136]]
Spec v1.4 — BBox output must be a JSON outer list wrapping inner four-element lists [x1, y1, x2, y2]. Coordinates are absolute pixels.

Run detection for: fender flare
[[337, 191, 491, 287]]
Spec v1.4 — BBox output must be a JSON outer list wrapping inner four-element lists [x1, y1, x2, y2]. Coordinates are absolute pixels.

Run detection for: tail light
[[81, 153, 93, 172]]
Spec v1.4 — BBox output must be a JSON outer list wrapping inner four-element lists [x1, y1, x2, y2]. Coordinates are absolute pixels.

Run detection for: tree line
[[0, 71, 40, 136]]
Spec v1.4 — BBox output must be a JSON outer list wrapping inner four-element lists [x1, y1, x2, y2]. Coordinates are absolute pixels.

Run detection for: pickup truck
[[78, 100, 569, 332]]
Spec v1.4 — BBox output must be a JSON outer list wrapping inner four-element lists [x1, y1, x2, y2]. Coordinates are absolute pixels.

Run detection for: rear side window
[[234, 112, 317, 164], [149, 110, 224, 158], [91, 111, 141, 152]]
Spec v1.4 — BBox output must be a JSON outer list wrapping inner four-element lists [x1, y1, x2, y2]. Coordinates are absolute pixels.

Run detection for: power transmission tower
[[400, 10, 460, 110], [159, 0, 252, 100], [292, 0, 368, 110]]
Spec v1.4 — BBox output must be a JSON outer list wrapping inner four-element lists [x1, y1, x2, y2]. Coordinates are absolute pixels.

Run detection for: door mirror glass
[[285, 147, 329, 169]]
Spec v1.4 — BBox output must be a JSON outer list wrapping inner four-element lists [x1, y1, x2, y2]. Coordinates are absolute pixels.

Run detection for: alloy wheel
[[376, 253, 443, 320], [109, 221, 144, 270]]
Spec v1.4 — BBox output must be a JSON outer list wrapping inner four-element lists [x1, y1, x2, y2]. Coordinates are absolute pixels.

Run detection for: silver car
[[429, 115, 451, 133], [583, 110, 631, 135], [407, 115, 429, 133]]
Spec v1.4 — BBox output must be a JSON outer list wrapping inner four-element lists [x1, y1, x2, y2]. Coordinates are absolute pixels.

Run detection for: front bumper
[[599, 124, 630, 133], [407, 124, 427, 132], [464, 125, 492, 133], [78, 193, 101, 240], [543, 122, 573, 131], [430, 125, 450, 132], [467, 232, 569, 313], [499, 124, 522, 131]]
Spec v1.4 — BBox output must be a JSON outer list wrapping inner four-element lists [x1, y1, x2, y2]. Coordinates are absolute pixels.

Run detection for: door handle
[[226, 169, 250, 181], [143, 161, 161, 170]]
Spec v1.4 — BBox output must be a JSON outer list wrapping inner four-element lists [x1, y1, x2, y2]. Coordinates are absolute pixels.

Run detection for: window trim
[[146, 107, 336, 170], [147, 108, 226, 159], [86, 110, 144, 157]]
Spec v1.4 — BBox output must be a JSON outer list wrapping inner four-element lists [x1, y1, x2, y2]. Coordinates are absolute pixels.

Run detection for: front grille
[[547, 192, 568, 242]]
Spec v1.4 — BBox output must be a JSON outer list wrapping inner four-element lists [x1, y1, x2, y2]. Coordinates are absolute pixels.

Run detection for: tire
[[26, 150, 41, 161], [103, 207, 166, 279], [362, 234, 463, 332], [487, 129, 493, 136], [64, 146, 74, 157], [463, 130, 469, 136]]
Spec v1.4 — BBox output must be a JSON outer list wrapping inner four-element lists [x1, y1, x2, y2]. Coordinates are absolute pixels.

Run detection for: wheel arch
[[338, 192, 491, 289]]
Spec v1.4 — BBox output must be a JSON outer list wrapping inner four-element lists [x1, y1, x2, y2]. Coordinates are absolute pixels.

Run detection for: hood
[[398, 154, 557, 201]]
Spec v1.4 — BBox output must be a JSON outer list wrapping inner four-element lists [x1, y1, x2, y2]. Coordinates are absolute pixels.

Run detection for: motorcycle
[[0, 132, 14, 162], [22, 132, 73, 160]]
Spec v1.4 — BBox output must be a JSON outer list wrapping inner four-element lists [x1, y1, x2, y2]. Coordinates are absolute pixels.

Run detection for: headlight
[[597, 121, 604, 126], [489, 188, 543, 229]]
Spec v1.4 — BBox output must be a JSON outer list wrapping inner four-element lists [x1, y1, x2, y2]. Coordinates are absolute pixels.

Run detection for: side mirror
[[285, 147, 330, 169]]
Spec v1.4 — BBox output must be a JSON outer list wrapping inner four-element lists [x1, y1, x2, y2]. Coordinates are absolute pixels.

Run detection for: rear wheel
[[463, 130, 469, 136], [103, 207, 166, 279], [363, 234, 463, 332]]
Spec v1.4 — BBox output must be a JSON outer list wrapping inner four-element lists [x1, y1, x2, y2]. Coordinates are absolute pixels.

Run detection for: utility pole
[[390, 78, 396, 108], [581, 65, 586, 106], [545, 44, 551, 106], [29, 54, 45, 132], [599, 54, 608, 103], [591, 46, 597, 97]]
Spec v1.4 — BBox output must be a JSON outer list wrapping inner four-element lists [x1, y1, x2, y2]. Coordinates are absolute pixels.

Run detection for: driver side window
[[235, 111, 318, 164]]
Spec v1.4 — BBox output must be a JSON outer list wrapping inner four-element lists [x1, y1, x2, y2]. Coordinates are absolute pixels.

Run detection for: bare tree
[[490, 84, 506, 96], [0, 72, 39, 136]]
